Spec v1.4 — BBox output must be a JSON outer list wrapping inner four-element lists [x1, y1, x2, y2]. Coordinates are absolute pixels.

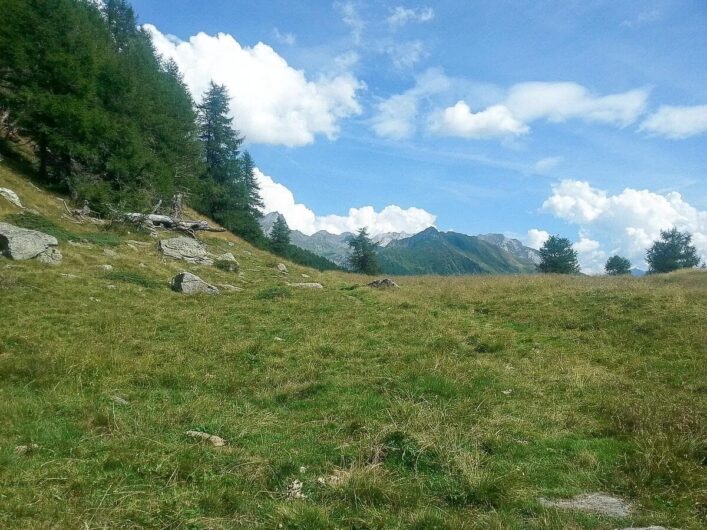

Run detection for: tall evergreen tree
[[348, 227, 380, 275], [269, 214, 291, 255], [240, 150, 264, 218], [646, 228, 700, 273], [537, 235, 580, 274]]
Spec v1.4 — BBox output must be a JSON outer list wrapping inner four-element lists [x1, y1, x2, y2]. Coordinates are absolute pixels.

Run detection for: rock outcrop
[[159, 237, 212, 264], [368, 278, 399, 288], [0, 188, 23, 208], [170, 272, 219, 294], [289, 282, 323, 289], [539, 493, 631, 518], [0, 222, 62, 264]]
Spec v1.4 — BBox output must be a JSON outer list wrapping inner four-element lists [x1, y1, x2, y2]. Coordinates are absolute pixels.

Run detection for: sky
[[131, 0, 707, 272]]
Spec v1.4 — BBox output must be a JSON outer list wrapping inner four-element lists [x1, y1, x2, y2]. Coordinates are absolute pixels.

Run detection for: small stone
[[539, 493, 632, 518], [96, 264, 113, 271], [301, 273, 310, 278], [367, 278, 399, 289], [289, 282, 323, 289], [59, 273, 79, 279], [277, 263, 288, 274], [170, 272, 219, 295], [103, 248, 118, 258], [502, 389, 513, 395], [299, 466, 307, 473], [0, 188, 23, 208], [111, 395, 129, 405], [89, 297, 100, 302], [106, 284, 116, 290], [287, 479, 306, 499], [273, 337, 285, 342], [15, 444, 39, 455], [186, 430, 226, 447], [35, 247, 62, 265]]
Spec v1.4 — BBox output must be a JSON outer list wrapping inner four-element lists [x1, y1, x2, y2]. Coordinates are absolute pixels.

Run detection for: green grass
[[1, 167, 706, 529]]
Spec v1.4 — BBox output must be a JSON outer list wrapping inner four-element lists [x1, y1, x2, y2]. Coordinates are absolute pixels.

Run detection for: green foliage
[[646, 228, 701, 273], [268, 214, 291, 255], [348, 227, 379, 275], [537, 235, 580, 274], [4, 212, 121, 246], [284, 244, 341, 271], [256, 286, 292, 300], [605, 255, 632, 275]]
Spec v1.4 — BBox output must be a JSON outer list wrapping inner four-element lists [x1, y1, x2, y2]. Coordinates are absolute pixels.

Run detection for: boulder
[[217, 252, 237, 262], [0, 222, 61, 263], [277, 262, 288, 273], [289, 282, 323, 289], [0, 188, 23, 208], [35, 247, 63, 265], [215, 252, 239, 271], [159, 237, 212, 264], [170, 272, 219, 295], [368, 278, 399, 289], [539, 493, 631, 518]]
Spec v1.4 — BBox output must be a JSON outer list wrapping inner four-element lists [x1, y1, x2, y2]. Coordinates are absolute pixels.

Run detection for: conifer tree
[[240, 151, 264, 218], [537, 235, 580, 274], [269, 215, 291, 255], [646, 228, 700, 273], [348, 227, 380, 275]]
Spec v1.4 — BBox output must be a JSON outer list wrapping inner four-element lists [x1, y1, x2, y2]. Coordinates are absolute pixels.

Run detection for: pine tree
[[240, 151, 264, 218], [537, 235, 580, 274], [348, 227, 380, 275], [646, 228, 700, 273], [605, 255, 631, 275], [269, 214, 291, 255], [197, 82, 242, 185]]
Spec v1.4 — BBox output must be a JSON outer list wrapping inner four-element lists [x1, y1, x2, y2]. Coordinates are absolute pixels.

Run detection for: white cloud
[[533, 156, 562, 173], [621, 9, 662, 29], [335, 1, 365, 43], [542, 180, 707, 270], [429, 101, 529, 139], [505, 82, 648, 126], [385, 40, 427, 70], [372, 68, 450, 139], [387, 6, 434, 27], [526, 229, 550, 250], [573, 235, 607, 274], [272, 28, 296, 45], [144, 24, 364, 147], [255, 168, 436, 235], [639, 105, 707, 139]]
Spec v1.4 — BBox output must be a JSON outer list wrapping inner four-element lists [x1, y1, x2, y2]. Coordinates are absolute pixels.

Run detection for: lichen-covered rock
[[368, 278, 399, 288], [0, 222, 61, 263], [170, 272, 219, 295], [289, 282, 323, 289], [0, 188, 23, 208], [159, 237, 212, 264]]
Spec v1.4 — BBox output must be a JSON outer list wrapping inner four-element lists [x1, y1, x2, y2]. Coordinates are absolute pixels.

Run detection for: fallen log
[[123, 213, 226, 234]]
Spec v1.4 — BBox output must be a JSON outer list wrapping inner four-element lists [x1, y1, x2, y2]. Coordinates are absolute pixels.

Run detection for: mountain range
[[260, 212, 539, 275]]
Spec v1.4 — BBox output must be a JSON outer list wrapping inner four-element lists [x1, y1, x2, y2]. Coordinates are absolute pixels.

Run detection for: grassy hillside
[[1, 164, 706, 529], [378, 227, 537, 275]]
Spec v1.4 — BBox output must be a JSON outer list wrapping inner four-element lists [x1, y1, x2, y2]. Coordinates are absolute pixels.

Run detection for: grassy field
[[1, 164, 706, 529]]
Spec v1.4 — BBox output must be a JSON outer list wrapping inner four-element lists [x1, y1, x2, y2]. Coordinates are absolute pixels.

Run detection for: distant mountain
[[477, 233, 540, 264], [631, 268, 647, 277], [377, 227, 537, 275]]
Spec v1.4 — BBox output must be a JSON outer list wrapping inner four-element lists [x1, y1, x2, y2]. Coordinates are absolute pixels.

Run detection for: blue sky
[[132, 0, 706, 271]]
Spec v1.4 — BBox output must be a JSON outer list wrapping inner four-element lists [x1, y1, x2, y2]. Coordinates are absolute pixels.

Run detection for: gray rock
[[111, 395, 129, 406], [159, 237, 212, 264], [186, 430, 226, 447], [0, 188, 23, 208], [277, 262, 288, 273], [15, 443, 39, 455], [289, 282, 323, 289], [96, 264, 113, 271], [539, 493, 631, 518], [35, 247, 63, 265], [217, 252, 237, 262], [170, 272, 219, 295], [368, 278, 399, 289], [103, 248, 118, 258], [0, 222, 60, 262]]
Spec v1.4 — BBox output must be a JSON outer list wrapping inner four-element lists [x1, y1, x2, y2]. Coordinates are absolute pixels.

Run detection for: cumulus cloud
[[255, 168, 436, 235], [526, 229, 550, 250], [542, 180, 707, 271], [428, 82, 648, 140], [639, 104, 707, 139], [429, 101, 529, 139], [144, 24, 364, 147], [387, 6, 434, 27], [372, 68, 450, 139], [573, 235, 607, 274], [505, 82, 648, 126]]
